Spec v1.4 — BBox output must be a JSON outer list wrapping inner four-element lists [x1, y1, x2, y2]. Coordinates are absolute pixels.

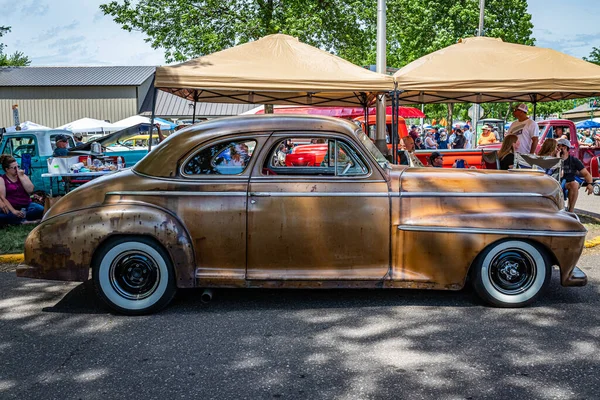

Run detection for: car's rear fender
[[17, 202, 195, 287]]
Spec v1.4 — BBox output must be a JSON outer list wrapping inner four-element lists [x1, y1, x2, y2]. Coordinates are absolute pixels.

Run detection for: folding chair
[[482, 150, 500, 169]]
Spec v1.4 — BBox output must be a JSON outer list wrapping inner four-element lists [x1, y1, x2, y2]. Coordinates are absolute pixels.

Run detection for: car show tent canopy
[[576, 119, 600, 129], [5, 121, 51, 132], [244, 105, 425, 118], [56, 117, 117, 133], [154, 34, 395, 107], [393, 36, 600, 104], [112, 115, 175, 131]]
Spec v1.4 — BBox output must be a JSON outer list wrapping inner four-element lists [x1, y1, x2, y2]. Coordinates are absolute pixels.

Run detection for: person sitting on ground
[[0, 155, 44, 225], [556, 138, 593, 212], [398, 136, 424, 167], [53, 134, 70, 156], [498, 135, 520, 170], [429, 151, 444, 168], [537, 138, 557, 157], [478, 124, 498, 146]]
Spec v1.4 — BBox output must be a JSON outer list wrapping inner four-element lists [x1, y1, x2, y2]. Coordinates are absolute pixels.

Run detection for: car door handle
[[250, 200, 256, 204]]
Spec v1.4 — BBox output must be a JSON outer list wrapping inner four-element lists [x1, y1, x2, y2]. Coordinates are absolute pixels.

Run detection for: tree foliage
[[99, 0, 373, 64], [101, 0, 584, 121], [584, 47, 600, 66], [0, 26, 31, 67]]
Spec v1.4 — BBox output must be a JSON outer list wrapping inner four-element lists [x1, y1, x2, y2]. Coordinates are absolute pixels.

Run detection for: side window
[[263, 137, 367, 177], [184, 139, 256, 175], [3, 136, 38, 157]]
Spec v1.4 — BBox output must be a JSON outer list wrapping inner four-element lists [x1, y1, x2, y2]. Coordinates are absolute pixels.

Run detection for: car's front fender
[[17, 202, 195, 287]]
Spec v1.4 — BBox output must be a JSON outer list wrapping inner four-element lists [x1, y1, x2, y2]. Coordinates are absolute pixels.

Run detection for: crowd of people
[[398, 103, 595, 212]]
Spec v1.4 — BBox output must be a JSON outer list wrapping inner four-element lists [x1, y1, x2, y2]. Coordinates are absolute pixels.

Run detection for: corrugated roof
[[0, 66, 156, 87], [562, 102, 597, 115], [139, 89, 256, 118]]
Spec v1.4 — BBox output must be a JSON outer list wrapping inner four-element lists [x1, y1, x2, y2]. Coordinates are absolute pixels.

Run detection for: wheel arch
[[467, 237, 555, 280], [21, 203, 196, 287]]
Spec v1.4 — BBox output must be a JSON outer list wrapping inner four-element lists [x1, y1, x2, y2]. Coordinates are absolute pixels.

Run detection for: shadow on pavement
[[0, 269, 598, 399]]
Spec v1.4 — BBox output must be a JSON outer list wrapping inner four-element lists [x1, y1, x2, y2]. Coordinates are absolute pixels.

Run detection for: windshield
[[354, 128, 389, 169]]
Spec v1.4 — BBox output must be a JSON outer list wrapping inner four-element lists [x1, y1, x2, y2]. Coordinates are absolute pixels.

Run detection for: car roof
[[134, 114, 360, 178]]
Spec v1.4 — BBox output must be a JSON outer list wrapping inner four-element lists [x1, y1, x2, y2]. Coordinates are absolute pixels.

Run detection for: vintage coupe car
[[17, 115, 588, 314]]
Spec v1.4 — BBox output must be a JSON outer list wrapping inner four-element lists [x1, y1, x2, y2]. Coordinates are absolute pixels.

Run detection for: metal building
[[0, 66, 155, 128], [0, 66, 256, 128]]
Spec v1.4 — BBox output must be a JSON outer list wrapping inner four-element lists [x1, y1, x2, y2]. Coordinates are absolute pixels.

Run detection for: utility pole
[[471, 0, 485, 145], [478, 0, 485, 36], [375, 0, 387, 154]]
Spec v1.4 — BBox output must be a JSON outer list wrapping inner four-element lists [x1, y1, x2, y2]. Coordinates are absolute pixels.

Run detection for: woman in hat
[[477, 124, 498, 146]]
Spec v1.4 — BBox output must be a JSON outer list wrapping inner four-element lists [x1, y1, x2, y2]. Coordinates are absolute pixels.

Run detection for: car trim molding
[[398, 192, 544, 198], [106, 191, 248, 197], [249, 192, 389, 197], [398, 225, 587, 237]]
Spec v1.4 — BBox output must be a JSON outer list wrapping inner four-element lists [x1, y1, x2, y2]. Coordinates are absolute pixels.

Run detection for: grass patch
[[0, 224, 36, 254]]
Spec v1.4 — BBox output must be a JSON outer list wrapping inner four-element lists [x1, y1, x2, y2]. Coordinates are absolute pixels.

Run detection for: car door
[[179, 135, 264, 282], [1, 134, 44, 190], [246, 133, 390, 281]]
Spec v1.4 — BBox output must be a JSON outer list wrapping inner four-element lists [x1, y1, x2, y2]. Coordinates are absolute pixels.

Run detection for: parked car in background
[[17, 115, 588, 314], [0, 129, 76, 192]]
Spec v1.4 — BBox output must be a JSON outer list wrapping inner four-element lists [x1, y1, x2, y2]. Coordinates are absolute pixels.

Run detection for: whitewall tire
[[93, 237, 176, 315], [473, 240, 551, 307]]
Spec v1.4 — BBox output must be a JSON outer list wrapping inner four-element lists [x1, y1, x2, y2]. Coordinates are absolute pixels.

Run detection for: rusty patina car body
[[17, 115, 588, 314]]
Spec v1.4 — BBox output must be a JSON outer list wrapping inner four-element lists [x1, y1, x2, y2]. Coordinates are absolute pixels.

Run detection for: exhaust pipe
[[201, 288, 213, 304]]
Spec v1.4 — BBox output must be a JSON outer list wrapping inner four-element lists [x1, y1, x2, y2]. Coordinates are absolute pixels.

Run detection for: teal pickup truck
[[0, 129, 76, 192], [0, 123, 154, 193]]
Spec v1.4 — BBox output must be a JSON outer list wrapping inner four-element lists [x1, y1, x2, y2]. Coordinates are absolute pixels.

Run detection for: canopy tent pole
[[362, 93, 370, 140], [391, 88, 400, 164], [192, 90, 198, 123], [148, 76, 157, 152]]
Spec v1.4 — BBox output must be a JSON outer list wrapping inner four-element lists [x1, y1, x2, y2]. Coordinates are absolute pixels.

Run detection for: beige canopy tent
[[393, 36, 600, 104], [154, 34, 395, 107]]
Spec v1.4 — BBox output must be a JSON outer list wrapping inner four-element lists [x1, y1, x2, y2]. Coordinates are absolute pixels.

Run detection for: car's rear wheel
[[593, 183, 600, 196], [472, 240, 551, 307], [93, 237, 176, 315]]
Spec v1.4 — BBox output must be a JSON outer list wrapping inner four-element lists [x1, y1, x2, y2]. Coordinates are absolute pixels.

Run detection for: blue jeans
[[0, 202, 44, 226]]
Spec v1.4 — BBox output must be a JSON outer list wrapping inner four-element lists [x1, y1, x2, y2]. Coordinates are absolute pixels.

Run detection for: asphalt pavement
[[575, 186, 600, 217], [0, 248, 599, 400]]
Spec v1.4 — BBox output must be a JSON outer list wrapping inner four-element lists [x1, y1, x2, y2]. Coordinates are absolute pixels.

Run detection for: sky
[[0, 0, 599, 67]]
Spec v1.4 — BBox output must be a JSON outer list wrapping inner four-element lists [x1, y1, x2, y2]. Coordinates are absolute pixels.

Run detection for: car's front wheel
[[472, 240, 551, 307], [93, 237, 176, 315], [593, 183, 600, 196]]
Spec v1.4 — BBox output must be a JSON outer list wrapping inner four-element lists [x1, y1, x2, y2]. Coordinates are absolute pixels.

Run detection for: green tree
[[99, 0, 373, 63], [0, 26, 31, 67], [584, 46, 600, 66], [386, 0, 534, 69]]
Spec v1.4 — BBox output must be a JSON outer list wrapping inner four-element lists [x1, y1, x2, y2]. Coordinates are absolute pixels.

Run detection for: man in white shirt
[[506, 103, 539, 154], [462, 124, 473, 149]]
